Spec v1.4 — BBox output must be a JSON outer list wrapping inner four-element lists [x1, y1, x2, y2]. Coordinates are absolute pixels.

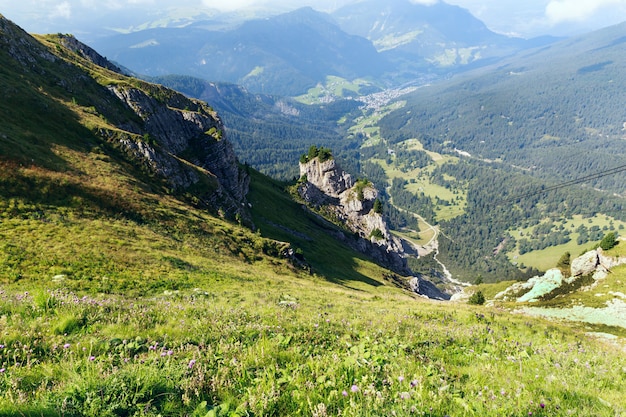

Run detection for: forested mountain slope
[[380, 21, 626, 195], [365, 22, 626, 281]]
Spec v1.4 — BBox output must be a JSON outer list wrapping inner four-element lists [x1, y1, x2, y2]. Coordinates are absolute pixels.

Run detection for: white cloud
[[201, 0, 258, 11], [51, 1, 72, 19], [545, 0, 624, 23], [409, 0, 439, 5]]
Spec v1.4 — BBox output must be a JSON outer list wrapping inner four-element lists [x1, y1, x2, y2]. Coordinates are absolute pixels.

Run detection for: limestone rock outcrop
[[495, 247, 626, 303], [107, 84, 249, 219], [298, 157, 408, 274], [570, 250, 599, 278]]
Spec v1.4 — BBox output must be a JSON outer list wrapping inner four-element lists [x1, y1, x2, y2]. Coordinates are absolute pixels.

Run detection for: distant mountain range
[[91, 0, 557, 96]]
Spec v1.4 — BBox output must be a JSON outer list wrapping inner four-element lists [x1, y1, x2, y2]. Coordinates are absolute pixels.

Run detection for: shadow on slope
[[249, 170, 399, 290]]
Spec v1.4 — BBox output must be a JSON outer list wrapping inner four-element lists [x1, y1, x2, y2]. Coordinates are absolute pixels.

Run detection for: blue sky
[[1, 0, 625, 38]]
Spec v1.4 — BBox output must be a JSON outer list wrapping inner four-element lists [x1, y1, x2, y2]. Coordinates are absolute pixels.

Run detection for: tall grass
[[0, 285, 624, 416]]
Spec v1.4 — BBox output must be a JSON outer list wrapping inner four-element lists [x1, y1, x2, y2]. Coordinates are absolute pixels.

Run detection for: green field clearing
[[294, 76, 375, 104], [397, 138, 447, 162], [372, 153, 467, 221], [352, 102, 406, 147], [507, 214, 626, 271], [392, 217, 437, 247]]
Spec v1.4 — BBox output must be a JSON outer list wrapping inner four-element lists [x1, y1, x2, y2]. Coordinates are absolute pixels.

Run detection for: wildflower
[[351, 384, 359, 393], [160, 351, 167, 357], [89, 356, 95, 361], [0, 344, 4, 349], [0, 368, 5, 373], [342, 390, 348, 397], [63, 343, 70, 349], [410, 379, 418, 388], [399, 391, 410, 400], [188, 359, 196, 369], [167, 350, 173, 356], [398, 376, 405, 383], [540, 403, 545, 409]]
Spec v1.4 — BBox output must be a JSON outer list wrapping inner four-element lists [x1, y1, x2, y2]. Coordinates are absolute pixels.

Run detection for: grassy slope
[[0, 22, 625, 416]]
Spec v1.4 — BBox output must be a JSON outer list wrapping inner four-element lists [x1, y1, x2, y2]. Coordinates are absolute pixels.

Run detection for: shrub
[[300, 145, 333, 164], [599, 232, 617, 250], [370, 228, 384, 240], [468, 290, 485, 305], [373, 198, 383, 214]]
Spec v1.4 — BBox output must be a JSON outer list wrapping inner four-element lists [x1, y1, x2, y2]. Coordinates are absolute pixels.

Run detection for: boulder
[[570, 250, 599, 279], [517, 269, 564, 303]]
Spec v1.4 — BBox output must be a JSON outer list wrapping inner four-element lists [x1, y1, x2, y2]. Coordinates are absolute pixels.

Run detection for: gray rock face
[[570, 250, 599, 278], [108, 84, 249, 218], [496, 247, 626, 303], [298, 157, 408, 274], [301, 158, 354, 197], [57, 34, 123, 74]]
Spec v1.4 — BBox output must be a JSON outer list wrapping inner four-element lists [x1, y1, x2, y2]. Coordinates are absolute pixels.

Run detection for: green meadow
[[508, 215, 626, 271]]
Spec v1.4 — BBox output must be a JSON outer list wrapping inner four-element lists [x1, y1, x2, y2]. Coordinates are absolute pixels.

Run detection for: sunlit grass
[[0, 284, 624, 416]]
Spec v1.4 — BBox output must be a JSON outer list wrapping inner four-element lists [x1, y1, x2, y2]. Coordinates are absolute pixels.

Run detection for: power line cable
[[494, 163, 626, 205]]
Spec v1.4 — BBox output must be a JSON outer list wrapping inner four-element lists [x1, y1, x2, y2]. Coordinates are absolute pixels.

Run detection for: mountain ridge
[[90, 2, 556, 96]]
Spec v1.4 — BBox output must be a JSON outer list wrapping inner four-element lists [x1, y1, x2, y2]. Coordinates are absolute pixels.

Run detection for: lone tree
[[556, 251, 571, 272], [373, 198, 383, 214], [599, 232, 618, 251]]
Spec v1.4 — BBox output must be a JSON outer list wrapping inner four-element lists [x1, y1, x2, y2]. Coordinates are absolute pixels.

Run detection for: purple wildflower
[[398, 376, 405, 383], [540, 403, 545, 409], [351, 384, 359, 393], [188, 359, 196, 369], [89, 356, 95, 361], [63, 343, 70, 349], [0, 368, 5, 373], [410, 379, 418, 388], [342, 390, 348, 397]]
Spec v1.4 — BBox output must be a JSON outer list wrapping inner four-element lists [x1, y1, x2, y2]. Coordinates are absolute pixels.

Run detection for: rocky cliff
[[0, 16, 249, 220], [106, 84, 249, 218], [298, 156, 409, 274]]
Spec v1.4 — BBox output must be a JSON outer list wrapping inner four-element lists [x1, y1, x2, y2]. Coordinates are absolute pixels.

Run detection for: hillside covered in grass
[[0, 15, 625, 416]]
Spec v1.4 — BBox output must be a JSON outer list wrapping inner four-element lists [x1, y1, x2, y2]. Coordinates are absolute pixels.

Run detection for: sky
[[1, 0, 626, 39]]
